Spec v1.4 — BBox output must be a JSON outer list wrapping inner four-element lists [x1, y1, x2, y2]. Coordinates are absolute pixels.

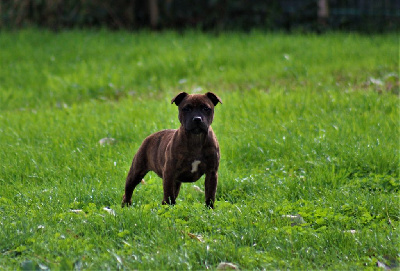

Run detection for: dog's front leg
[[205, 171, 218, 208], [162, 170, 176, 205]]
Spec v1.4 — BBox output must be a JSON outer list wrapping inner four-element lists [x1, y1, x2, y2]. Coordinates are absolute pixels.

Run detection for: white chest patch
[[191, 160, 201, 173]]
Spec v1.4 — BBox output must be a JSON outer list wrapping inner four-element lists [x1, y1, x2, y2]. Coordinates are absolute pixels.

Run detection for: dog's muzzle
[[186, 116, 208, 134]]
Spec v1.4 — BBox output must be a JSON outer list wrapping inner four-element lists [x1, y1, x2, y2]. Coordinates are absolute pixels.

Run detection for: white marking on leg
[[191, 160, 201, 173]]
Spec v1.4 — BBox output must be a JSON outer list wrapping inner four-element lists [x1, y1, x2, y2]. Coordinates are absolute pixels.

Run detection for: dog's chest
[[175, 158, 207, 182], [191, 160, 201, 173]]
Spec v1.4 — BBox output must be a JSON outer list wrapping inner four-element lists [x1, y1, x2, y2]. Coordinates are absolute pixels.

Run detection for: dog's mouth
[[186, 122, 208, 134], [189, 127, 207, 134]]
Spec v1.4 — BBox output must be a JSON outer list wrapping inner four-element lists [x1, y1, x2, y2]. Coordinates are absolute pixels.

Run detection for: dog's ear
[[171, 92, 188, 106], [206, 92, 222, 106]]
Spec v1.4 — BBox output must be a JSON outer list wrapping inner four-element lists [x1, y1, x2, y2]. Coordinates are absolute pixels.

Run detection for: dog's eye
[[203, 106, 211, 112], [182, 107, 191, 112]]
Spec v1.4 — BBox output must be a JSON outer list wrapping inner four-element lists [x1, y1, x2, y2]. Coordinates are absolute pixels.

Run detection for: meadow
[[0, 29, 399, 270]]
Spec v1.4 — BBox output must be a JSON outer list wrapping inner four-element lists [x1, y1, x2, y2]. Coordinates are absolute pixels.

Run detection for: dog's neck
[[178, 126, 210, 148]]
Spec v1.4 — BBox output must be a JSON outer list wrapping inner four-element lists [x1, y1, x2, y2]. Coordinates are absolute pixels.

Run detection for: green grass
[[0, 29, 399, 270]]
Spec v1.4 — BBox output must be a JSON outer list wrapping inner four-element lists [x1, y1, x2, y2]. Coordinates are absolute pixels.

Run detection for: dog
[[121, 92, 222, 208]]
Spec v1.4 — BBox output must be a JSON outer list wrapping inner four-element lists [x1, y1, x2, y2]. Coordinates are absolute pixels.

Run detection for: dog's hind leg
[[122, 156, 148, 208]]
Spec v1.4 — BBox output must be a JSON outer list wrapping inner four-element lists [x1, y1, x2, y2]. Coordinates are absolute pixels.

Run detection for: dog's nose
[[193, 116, 202, 123]]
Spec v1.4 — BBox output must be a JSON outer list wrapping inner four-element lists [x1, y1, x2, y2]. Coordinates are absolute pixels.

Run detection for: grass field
[[0, 29, 399, 270]]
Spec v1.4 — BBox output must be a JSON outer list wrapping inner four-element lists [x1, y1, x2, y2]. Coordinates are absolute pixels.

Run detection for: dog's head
[[171, 92, 222, 134]]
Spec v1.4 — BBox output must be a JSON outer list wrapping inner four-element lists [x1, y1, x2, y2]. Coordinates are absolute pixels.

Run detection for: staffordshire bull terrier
[[122, 92, 222, 208]]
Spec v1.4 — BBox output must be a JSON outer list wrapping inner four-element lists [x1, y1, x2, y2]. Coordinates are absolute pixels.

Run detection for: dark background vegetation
[[1, 0, 399, 32]]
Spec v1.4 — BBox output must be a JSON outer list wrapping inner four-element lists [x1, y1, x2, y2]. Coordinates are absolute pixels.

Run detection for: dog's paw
[[121, 195, 132, 208], [121, 201, 132, 208], [205, 200, 214, 209]]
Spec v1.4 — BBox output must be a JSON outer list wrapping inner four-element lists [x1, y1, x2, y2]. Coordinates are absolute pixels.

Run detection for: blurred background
[[1, 0, 399, 32]]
